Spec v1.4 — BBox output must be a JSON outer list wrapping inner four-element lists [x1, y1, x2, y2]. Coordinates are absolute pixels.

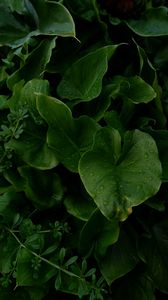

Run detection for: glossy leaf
[[0, 0, 168, 298], [8, 79, 49, 122], [7, 38, 56, 90], [7, 80, 58, 170], [134, 41, 156, 85], [8, 120, 58, 170], [141, 128, 168, 182], [57, 45, 120, 101], [0, 1, 75, 47], [0, 2, 30, 47], [29, 0, 75, 37], [79, 128, 162, 221], [110, 75, 156, 104], [36, 1, 75, 37], [126, 7, 168, 37], [37, 94, 98, 171]]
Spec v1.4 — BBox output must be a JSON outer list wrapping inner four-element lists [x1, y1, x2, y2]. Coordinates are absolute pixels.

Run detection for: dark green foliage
[[0, 0, 168, 299]]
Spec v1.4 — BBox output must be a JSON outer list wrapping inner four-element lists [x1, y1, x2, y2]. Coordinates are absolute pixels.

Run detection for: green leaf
[[104, 111, 124, 136], [145, 196, 165, 212], [154, 45, 168, 69], [64, 0, 97, 21], [0, 191, 11, 212], [42, 245, 59, 256], [59, 275, 88, 296], [25, 234, 44, 252], [8, 79, 49, 122], [65, 256, 78, 267], [7, 37, 56, 90], [18, 166, 64, 209], [6, 79, 58, 170], [80, 209, 119, 256], [97, 228, 139, 285], [0, 2, 30, 47], [79, 128, 162, 221], [16, 248, 37, 286], [126, 7, 168, 37], [110, 75, 156, 104], [55, 271, 62, 290], [37, 94, 98, 171], [8, 120, 59, 170], [0, 176, 11, 194], [25, 286, 46, 300], [134, 41, 156, 85], [0, 190, 23, 224], [139, 219, 168, 293], [0, 1, 75, 47], [0, 96, 9, 110], [141, 129, 168, 182], [30, 0, 76, 37], [0, 235, 19, 273], [16, 248, 57, 286], [112, 272, 155, 300], [5, 0, 30, 13], [64, 194, 96, 221], [57, 45, 120, 101], [73, 84, 115, 122]]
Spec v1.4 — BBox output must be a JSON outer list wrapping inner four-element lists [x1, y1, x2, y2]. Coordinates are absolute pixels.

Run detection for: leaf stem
[[7, 227, 81, 279]]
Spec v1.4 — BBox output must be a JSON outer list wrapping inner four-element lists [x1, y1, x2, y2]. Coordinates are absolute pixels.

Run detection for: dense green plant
[[1, 0, 168, 299]]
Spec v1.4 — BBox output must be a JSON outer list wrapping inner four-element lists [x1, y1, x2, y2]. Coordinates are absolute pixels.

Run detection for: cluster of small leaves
[[1, 0, 168, 299], [0, 216, 107, 299], [0, 108, 28, 172]]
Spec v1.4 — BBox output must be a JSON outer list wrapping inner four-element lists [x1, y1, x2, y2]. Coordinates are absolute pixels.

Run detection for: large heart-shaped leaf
[[79, 128, 162, 221]]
